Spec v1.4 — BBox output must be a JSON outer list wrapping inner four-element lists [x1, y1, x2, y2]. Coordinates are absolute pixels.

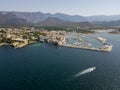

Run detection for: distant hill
[[2, 11, 116, 24], [93, 20, 120, 26], [0, 11, 120, 27], [8, 11, 120, 23], [12, 12, 50, 23], [39, 17, 94, 28], [39, 17, 69, 25], [53, 13, 87, 22], [12, 12, 87, 23], [0, 12, 28, 26], [87, 15, 120, 22]]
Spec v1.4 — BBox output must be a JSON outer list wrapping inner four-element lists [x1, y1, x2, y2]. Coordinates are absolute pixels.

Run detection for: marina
[[61, 32, 113, 52]]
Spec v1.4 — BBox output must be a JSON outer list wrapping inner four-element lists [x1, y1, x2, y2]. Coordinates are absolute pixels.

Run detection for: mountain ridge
[[0, 11, 120, 26], [0, 12, 28, 26], [1, 11, 120, 23]]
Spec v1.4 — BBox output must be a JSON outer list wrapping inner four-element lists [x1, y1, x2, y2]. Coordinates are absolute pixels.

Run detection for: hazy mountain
[[0, 11, 120, 26], [13, 12, 87, 23], [87, 15, 120, 22], [11, 12, 120, 23], [39, 17, 69, 25], [0, 12, 28, 26], [39, 17, 94, 28], [13, 12, 51, 23], [53, 13, 87, 22], [93, 20, 120, 26]]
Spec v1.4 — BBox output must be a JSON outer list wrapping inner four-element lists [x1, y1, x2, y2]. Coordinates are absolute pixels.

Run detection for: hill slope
[[0, 12, 28, 26]]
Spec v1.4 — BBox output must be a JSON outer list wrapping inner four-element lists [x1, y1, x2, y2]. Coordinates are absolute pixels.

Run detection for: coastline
[[0, 40, 113, 52]]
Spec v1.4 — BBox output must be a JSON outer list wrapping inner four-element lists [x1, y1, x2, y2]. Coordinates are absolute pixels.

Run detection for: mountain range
[[1, 11, 120, 26]]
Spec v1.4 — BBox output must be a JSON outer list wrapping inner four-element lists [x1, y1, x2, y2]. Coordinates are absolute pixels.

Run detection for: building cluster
[[0, 27, 66, 48]]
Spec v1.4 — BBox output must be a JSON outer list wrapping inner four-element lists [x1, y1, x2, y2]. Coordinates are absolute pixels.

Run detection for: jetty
[[61, 44, 113, 52]]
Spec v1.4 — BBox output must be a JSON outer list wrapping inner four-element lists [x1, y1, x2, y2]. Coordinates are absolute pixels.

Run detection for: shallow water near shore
[[0, 33, 120, 90]]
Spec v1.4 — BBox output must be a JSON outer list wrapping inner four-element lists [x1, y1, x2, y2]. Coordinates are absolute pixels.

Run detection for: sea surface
[[0, 33, 120, 90]]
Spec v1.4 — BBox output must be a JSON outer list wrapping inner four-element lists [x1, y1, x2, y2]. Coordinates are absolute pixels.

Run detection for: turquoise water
[[0, 33, 120, 90], [29, 43, 43, 47]]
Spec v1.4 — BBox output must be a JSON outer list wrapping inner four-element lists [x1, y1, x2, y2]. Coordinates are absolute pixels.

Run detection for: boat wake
[[73, 67, 96, 78], [65, 67, 96, 81]]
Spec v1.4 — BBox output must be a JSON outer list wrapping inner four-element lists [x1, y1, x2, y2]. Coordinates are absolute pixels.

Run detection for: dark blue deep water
[[0, 33, 120, 90]]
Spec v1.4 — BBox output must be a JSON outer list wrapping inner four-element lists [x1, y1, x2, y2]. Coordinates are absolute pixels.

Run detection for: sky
[[0, 0, 120, 16]]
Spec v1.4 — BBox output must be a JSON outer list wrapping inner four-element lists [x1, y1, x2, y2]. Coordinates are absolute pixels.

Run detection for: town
[[0, 27, 113, 52], [0, 27, 66, 48]]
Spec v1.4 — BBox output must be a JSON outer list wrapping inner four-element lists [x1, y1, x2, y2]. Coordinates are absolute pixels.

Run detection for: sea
[[0, 32, 120, 90]]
